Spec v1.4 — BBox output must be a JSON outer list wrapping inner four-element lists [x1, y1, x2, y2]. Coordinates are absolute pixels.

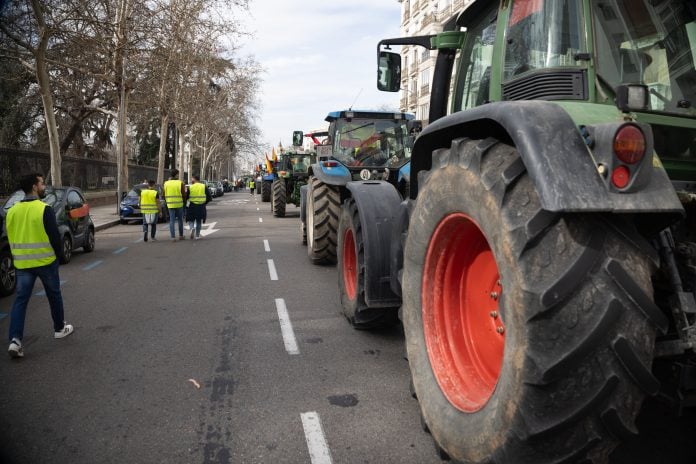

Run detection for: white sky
[[235, 0, 403, 159]]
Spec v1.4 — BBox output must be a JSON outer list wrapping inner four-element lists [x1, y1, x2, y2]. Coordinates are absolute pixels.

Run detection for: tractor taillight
[[611, 166, 630, 189], [613, 125, 645, 165]]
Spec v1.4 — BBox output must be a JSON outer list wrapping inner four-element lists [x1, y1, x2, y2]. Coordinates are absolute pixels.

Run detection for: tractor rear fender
[[345, 181, 402, 308], [411, 101, 683, 230], [309, 162, 351, 187]]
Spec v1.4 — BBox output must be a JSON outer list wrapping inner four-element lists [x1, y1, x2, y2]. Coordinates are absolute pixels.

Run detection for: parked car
[[0, 216, 15, 297], [1, 186, 95, 268], [120, 183, 169, 224], [207, 181, 222, 198]]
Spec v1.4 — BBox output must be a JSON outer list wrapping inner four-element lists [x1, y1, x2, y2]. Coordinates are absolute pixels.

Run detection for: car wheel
[[60, 235, 72, 264], [0, 247, 16, 297], [83, 228, 95, 252]]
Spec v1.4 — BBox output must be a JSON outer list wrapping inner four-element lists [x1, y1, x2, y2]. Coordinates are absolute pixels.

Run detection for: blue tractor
[[301, 110, 418, 323]]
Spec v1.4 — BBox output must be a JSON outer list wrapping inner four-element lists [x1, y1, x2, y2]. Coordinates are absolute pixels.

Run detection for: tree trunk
[[157, 112, 169, 185], [30, 0, 61, 186]]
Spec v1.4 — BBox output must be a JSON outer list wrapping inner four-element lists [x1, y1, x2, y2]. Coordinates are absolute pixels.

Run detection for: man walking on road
[[140, 179, 161, 242], [249, 179, 255, 196], [6, 173, 74, 359], [186, 175, 211, 240], [164, 169, 187, 241]]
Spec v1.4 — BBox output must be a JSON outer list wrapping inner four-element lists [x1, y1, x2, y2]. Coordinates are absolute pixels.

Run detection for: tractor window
[[503, 0, 585, 80], [452, 7, 498, 111], [592, 0, 696, 117], [332, 119, 412, 168]]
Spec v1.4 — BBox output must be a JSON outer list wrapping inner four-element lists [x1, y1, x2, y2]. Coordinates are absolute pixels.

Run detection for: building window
[[420, 68, 430, 86], [419, 103, 430, 120]]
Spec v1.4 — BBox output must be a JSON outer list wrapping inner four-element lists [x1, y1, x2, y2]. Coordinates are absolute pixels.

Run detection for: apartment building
[[397, 0, 474, 125]]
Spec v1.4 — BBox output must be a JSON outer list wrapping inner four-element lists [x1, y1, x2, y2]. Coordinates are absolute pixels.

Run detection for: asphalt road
[[0, 192, 442, 464], [0, 191, 694, 464]]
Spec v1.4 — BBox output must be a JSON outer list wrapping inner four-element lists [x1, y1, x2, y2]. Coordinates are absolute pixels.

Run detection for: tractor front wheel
[[262, 180, 272, 202], [272, 179, 287, 217], [403, 137, 662, 463], [307, 177, 340, 264]]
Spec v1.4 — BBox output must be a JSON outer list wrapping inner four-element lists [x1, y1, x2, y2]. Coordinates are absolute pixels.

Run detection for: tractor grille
[[502, 69, 587, 101]]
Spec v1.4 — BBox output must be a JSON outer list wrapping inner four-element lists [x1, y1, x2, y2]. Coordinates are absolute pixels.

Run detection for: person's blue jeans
[[168, 207, 184, 238], [9, 259, 65, 341], [188, 219, 202, 237]]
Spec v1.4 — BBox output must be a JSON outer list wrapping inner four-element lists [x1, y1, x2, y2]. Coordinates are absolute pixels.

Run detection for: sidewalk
[[90, 202, 122, 232]]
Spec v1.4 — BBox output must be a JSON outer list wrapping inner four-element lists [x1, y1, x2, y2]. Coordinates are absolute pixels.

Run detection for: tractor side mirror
[[292, 131, 303, 147], [378, 51, 401, 92]]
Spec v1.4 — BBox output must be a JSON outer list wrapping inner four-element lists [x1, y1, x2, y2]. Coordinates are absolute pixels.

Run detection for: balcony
[[452, 0, 465, 11], [422, 13, 436, 27], [420, 84, 430, 97]]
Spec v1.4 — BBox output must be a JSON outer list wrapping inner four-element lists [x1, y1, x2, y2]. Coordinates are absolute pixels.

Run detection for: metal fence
[[0, 148, 169, 196]]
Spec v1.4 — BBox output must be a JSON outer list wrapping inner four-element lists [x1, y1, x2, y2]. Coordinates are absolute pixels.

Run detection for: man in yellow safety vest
[[139, 179, 162, 242], [164, 169, 187, 241], [6, 173, 74, 359], [186, 175, 212, 239]]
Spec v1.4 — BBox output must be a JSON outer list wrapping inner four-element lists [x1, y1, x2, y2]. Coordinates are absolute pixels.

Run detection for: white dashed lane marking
[[264, 240, 270, 252], [267, 259, 278, 280], [275, 298, 299, 355], [301, 412, 332, 464]]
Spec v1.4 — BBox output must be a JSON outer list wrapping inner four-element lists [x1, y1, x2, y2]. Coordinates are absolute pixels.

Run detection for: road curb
[[95, 220, 121, 232]]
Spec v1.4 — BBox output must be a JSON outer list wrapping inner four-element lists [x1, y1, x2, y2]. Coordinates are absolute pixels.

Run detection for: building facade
[[397, 0, 474, 125]]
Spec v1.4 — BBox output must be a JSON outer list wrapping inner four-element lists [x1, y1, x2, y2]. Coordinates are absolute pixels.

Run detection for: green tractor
[[352, 0, 696, 462], [270, 133, 316, 217]]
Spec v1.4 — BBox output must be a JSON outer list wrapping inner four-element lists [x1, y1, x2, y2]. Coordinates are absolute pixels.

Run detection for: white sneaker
[[8, 339, 23, 358], [54, 323, 74, 339]]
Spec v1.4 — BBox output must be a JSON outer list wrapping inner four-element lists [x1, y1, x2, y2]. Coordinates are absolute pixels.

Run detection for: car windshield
[[332, 118, 412, 167], [592, 0, 696, 117], [2, 187, 63, 215]]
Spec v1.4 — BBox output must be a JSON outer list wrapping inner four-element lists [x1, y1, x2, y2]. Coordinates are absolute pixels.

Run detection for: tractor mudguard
[[346, 181, 402, 308], [310, 162, 351, 187], [411, 101, 683, 226]]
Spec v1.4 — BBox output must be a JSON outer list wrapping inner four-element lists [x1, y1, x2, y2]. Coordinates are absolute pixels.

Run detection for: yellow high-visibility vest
[[6, 200, 57, 269], [140, 189, 159, 214], [164, 179, 184, 208], [189, 183, 206, 205], [249, 181, 255, 189]]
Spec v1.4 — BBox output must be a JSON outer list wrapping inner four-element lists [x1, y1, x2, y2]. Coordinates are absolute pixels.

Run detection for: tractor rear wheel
[[262, 180, 272, 202], [272, 179, 287, 217], [337, 199, 398, 329], [307, 177, 340, 264], [402, 137, 662, 463]]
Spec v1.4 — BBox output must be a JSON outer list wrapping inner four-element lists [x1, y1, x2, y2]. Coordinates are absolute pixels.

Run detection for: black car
[[120, 183, 169, 224], [0, 217, 14, 297], [1, 186, 95, 271]]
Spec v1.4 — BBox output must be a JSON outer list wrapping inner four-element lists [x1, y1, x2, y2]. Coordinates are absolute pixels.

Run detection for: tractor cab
[[321, 110, 415, 177]]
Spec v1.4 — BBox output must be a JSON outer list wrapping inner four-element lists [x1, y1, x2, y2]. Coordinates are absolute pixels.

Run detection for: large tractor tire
[[337, 199, 398, 329], [402, 137, 663, 463], [272, 179, 287, 217], [262, 180, 272, 202], [307, 177, 340, 264]]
